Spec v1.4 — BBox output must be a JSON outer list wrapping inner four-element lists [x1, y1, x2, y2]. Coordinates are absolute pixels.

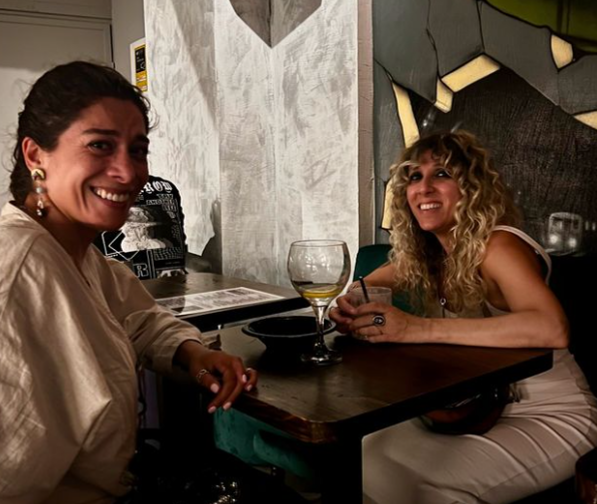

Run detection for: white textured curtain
[[145, 0, 359, 285]]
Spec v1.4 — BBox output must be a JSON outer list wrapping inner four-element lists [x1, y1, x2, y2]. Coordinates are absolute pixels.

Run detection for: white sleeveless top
[[436, 225, 595, 410]]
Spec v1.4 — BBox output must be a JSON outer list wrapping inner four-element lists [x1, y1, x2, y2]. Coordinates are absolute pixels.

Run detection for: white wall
[[144, 0, 221, 271], [111, 0, 144, 79], [0, 0, 110, 18], [0, 1, 112, 207], [145, 0, 360, 285]]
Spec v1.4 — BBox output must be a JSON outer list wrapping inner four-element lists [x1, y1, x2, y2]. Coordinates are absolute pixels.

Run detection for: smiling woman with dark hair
[[0, 61, 257, 503], [331, 130, 597, 504]]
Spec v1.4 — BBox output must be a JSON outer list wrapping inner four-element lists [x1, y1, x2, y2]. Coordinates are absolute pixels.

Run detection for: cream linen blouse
[[0, 203, 206, 504]]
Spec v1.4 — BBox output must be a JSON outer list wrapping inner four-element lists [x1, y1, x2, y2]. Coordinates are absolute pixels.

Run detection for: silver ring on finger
[[195, 368, 210, 382], [373, 314, 386, 327]]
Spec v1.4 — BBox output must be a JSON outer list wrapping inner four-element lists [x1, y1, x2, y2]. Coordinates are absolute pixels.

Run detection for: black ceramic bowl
[[242, 316, 335, 354]]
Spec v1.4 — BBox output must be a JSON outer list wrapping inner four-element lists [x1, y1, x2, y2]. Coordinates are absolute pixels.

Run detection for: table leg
[[320, 436, 363, 504]]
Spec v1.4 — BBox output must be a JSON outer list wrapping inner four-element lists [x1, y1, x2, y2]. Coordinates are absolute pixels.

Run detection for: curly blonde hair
[[388, 130, 520, 314]]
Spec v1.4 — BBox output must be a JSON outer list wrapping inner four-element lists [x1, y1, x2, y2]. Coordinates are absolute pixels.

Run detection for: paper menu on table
[[156, 287, 284, 316]]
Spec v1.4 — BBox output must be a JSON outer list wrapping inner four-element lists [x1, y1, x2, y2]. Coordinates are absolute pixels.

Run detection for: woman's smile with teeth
[[419, 203, 441, 210], [92, 187, 130, 203]]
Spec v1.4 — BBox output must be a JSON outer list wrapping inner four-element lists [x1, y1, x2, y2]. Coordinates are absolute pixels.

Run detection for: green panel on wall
[[487, 0, 597, 53], [568, 0, 597, 44], [486, 0, 559, 29]]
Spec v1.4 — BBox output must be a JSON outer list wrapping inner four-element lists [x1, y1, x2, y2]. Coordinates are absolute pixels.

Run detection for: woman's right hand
[[329, 293, 359, 333], [175, 340, 258, 413]]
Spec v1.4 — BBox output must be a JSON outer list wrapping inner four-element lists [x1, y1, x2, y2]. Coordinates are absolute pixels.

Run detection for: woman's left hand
[[349, 303, 414, 343], [175, 340, 258, 413]]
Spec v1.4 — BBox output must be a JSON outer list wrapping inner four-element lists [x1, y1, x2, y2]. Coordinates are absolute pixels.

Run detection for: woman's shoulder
[[0, 203, 50, 251], [488, 226, 548, 258], [487, 227, 528, 249], [490, 226, 543, 248], [0, 218, 49, 271], [0, 227, 63, 319], [484, 226, 550, 280], [0, 206, 89, 289]]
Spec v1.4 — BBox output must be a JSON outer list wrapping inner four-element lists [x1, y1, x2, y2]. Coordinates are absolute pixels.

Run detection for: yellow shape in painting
[[385, 80, 420, 230], [381, 183, 394, 230], [441, 55, 501, 93], [434, 79, 453, 113], [551, 35, 573, 69], [574, 111, 597, 130], [391, 81, 420, 148]]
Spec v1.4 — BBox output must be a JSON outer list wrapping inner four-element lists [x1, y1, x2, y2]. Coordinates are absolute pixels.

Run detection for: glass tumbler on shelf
[[287, 239, 351, 365]]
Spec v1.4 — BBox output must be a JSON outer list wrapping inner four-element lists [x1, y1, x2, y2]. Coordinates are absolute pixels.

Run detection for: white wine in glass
[[287, 240, 351, 365]]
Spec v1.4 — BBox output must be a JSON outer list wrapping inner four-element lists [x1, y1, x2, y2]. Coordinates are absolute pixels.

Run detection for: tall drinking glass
[[287, 240, 351, 365]]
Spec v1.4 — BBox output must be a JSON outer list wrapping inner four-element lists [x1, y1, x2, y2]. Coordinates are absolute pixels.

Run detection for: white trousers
[[363, 353, 597, 504]]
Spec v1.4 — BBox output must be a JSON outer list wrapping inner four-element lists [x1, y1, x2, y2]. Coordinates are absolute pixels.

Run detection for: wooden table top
[[212, 325, 553, 444], [142, 272, 308, 330]]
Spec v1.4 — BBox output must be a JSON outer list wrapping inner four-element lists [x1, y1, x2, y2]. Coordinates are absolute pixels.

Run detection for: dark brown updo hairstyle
[[10, 61, 150, 205]]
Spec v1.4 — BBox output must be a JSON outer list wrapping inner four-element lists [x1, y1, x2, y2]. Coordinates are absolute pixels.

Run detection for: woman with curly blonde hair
[[389, 130, 521, 314], [330, 130, 597, 503]]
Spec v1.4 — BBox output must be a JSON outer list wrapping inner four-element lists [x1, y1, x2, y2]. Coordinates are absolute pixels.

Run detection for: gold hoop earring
[[31, 168, 46, 217]]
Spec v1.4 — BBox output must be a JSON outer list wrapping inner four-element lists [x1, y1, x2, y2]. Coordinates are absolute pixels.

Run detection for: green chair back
[[352, 244, 392, 280]]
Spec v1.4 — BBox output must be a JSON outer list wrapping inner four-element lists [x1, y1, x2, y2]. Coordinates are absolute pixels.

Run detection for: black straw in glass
[[358, 276, 370, 303]]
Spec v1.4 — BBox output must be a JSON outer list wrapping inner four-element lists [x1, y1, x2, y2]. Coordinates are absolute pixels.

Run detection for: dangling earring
[[31, 168, 46, 218]]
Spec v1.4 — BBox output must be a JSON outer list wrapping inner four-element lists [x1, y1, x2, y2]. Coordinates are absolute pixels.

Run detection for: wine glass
[[287, 240, 351, 365]]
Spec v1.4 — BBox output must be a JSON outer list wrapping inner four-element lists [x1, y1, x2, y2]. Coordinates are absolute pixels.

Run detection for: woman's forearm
[[407, 310, 569, 349], [173, 339, 211, 370]]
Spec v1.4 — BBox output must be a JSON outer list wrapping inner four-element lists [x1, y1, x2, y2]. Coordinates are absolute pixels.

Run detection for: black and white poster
[[94, 175, 187, 279]]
